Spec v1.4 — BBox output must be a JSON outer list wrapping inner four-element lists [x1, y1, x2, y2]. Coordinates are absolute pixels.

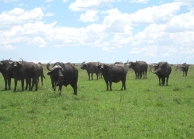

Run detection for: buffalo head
[[128, 62, 135, 68], [9, 58, 23, 70], [47, 63, 64, 86], [80, 61, 87, 70]]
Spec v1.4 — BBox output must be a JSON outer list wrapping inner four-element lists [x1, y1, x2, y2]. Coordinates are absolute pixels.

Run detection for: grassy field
[[0, 65, 194, 138]]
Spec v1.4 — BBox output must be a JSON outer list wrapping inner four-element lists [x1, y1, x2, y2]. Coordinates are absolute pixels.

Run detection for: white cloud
[[69, 0, 115, 11], [102, 8, 132, 33], [102, 46, 115, 51], [0, 44, 16, 50], [130, 0, 149, 4], [0, 1, 194, 63], [165, 9, 194, 32], [45, 12, 54, 16], [31, 36, 46, 47], [175, 0, 194, 7], [130, 2, 180, 24], [46, 0, 53, 2], [0, 0, 18, 2], [0, 8, 44, 27], [129, 46, 157, 57], [79, 10, 99, 22], [18, 3, 25, 6]]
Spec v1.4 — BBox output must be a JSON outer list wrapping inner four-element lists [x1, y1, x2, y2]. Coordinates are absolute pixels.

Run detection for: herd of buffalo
[[0, 59, 191, 95]]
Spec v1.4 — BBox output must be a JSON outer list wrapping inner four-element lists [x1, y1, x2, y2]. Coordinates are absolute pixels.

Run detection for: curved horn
[[19, 58, 23, 65], [9, 58, 13, 64], [47, 62, 51, 71]]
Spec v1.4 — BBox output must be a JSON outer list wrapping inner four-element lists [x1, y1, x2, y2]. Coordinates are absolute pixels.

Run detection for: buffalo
[[9, 59, 38, 91], [153, 62, 171, 86], [0, 60, 13, 90], [128, 61, 148, 79], [80, 62, 101, 80], [47, 62, 78, 95], [181, 63, 190, 76], [98, 64, 127, 91], [36, 62, 45, 86]]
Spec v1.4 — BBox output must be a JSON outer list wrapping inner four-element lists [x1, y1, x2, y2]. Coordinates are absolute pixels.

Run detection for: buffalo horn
[[47, 62, 51, 71], [19, 58, 23, 65], [9, 58, 13, 64]]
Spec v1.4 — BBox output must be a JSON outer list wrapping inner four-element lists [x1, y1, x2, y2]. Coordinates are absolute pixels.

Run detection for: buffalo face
[[47, 65, 64, 86], [9, 58, 23, 72], [80, 62, 87, 70], [47, 65, 63, 77]]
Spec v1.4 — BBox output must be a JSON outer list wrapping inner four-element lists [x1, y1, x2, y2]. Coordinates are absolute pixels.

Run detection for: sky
[[0, 0, 194, 64]]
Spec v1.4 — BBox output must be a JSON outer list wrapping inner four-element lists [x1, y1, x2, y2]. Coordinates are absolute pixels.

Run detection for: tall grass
[[0, 65, 194, 138]]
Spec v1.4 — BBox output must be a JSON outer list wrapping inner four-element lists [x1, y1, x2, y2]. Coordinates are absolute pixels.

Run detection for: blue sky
[[0, 0, 194, 64]]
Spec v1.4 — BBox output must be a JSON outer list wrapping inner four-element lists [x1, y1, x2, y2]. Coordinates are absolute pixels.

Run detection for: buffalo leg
[[25, 79, 29, 90], [30, 79, 33, 90], [29, 79, 32, 90], [135, 72, 138, 79], [8, 78, 11, 90], [158, 77, 161, 86], [30, 79, 33, 91], [105, 80, 109, 91], [121, 80, 126, 90], [36, 79, 38, 91], [58, 85, 62, 91], [140, 73, 142, 79], [87, 72, 90, 80], [58, 85, 62, 95], [71, 83, 77, 95], [14, 79, 17, 91], [3, 77, 7, 90], [166, 76, 169, 86], [109, 81, 112, 91], [161, 77, 165, 85], [21, 79, 24, 91], [31, 78, 38, 91], [96, 73, 98, 80], [51, 81, 56, 91]]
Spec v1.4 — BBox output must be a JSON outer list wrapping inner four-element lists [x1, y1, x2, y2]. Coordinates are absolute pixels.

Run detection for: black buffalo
[[153, 62, 171, 86], [0, 60, 13, 90], [36, 62, 45, 86], [80, 62, 101, 80], [9, 59, 38, 91], [98, 64, 127, 91], [181, 63, 190, 77], [128, 61, 148, 79], [47, 62, 78, 95]]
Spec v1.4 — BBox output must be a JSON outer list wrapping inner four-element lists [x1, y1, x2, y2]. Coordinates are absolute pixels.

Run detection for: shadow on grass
[[100, 89, 127, 92]]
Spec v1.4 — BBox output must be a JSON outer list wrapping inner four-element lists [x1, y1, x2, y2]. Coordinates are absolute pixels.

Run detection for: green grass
[[0, 65, 194, 138]]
